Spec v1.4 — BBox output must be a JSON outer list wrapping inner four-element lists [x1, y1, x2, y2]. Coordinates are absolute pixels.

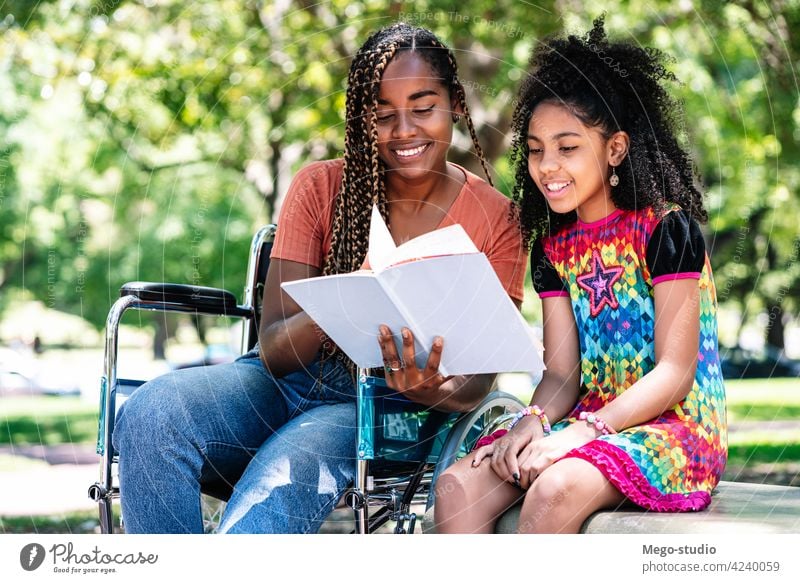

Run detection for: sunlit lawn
[[0, 396, 98, 446], [726, 377, 800, 422], [0, 377, 797, 533], [0, 510, 99, 534], [723, 378, 800, 480], [1, 377, 798, 477], [1, 379, 798, 452]]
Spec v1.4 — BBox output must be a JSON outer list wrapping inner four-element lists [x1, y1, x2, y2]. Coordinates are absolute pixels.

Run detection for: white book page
[[367, 205, 478, 273], [383, 224, 478, 270], [281, 272, 423, 369], [377, 254, 544, 376]]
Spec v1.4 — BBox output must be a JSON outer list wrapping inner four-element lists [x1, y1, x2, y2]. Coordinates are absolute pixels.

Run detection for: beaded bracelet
[[508, 405, 551, 436], [577, 411, 617, 435]]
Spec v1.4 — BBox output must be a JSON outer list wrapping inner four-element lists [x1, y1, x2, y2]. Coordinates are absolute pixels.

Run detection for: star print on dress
[[576, 249, 624, 317]]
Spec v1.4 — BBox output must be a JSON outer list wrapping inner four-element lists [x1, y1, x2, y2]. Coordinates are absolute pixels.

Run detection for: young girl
[[434, 18, 727, 534], [113, 23, 526, 533]]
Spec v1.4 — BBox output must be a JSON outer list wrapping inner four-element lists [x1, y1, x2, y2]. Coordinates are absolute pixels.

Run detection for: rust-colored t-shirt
[[272, 159, 526, 302]]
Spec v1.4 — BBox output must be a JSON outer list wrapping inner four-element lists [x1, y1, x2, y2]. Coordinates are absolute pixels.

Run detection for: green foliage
[[0, 0, 797, 345]]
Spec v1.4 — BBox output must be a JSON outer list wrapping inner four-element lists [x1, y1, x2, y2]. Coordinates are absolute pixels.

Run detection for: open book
[[281, 206, 544, 377]]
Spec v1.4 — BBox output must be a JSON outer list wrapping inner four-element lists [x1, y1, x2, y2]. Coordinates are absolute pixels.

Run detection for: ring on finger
[[384, 361, 404, 374]]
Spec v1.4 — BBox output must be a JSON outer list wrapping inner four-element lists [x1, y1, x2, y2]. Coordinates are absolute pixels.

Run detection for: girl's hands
[[514, 422, 597, 489], [378, 325, 453, 402], [472, 415, 545, 485]]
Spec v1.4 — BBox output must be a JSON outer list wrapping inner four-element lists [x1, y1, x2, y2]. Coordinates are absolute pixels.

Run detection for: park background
[[0, 0, 798, 533]]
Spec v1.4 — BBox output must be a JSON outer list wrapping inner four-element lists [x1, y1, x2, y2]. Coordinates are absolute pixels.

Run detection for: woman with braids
[[113, 23, 526, 534], [435, 18, 727, 534]]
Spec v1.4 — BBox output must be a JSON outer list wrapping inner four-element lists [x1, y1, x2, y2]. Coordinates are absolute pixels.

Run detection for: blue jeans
[[112, 349, 357, 533]]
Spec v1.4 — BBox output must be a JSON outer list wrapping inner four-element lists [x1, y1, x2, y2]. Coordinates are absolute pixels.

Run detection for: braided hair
[[322, 22, 492, 278], [509, 16, 707, 243], [318, 23, 493, 377]]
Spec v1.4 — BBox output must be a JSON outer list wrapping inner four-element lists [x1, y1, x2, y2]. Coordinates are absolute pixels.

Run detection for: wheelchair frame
[[89, 225, 524, 534]]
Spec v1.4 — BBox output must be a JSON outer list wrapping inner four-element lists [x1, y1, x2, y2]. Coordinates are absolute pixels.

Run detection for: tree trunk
[[765, 301, 786, 349], [153, 316, 167, 360], [268, 137, 282, 220], [193, 315, 208, 345]]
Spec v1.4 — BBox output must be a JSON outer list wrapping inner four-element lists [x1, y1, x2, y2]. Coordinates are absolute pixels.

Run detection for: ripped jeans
[[113, 348, 357, 533]]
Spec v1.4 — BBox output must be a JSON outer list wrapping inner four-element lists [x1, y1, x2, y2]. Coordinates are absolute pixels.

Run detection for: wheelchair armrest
[[120, 282, 250, 317]]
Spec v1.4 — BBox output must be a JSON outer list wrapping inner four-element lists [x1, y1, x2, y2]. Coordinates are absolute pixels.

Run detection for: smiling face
[[375, 52, 457, 185], [527, 101, 628, 223]]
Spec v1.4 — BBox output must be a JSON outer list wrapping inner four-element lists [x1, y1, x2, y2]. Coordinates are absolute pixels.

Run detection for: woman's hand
[[378, 325, 452, 404], [472, 415, 545, 485], [515, 421, 598, 489]]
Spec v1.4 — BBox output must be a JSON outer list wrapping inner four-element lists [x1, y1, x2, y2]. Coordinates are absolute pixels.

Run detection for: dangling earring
[[452, 113, 461, 123], [609, 166, 619, 187]]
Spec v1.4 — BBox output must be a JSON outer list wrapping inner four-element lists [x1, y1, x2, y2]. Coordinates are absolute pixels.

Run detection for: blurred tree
[[670, 0, 800, 350], [0, 0, 796, 353]]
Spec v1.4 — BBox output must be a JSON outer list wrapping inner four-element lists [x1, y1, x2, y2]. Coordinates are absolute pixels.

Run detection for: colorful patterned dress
[[532, 207, 727, 511]]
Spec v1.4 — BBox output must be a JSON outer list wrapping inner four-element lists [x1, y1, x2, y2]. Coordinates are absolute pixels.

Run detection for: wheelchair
[[88, 225, 525, 534]]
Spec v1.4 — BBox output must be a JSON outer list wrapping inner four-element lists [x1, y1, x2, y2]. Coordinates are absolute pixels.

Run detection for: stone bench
[[423, 481, 800, 533]]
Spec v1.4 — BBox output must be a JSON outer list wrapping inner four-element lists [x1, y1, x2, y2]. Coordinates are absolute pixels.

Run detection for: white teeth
[[546, 182, 570, 191], [395, 144, 427, 157]]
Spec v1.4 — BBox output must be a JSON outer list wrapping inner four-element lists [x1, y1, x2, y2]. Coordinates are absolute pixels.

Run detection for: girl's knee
[[517, 470, 576, 533], [434, 458, 478, 502], [432, 466, 476, 531], [434, 465, 465, 500], [522, 467, 575, 512]]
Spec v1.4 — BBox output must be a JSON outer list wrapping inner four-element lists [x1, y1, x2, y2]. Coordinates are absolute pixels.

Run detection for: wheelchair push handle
[[120, 281, 250, 317]]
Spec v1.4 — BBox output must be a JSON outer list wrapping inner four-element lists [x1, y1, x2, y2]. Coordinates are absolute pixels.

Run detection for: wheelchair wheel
[[426, 391, 524, 509]]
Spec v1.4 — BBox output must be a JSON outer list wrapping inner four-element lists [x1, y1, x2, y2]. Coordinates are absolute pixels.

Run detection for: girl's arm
[[529, 295, 582, 421], [257, 258, 325, 377], [512, 278, 700, 489], [594, 277, 700, 430], [481, 295, 581, 482]]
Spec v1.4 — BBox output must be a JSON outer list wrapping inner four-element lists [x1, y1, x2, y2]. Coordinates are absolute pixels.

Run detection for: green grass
[[727, 442, 800, 467], [0, 396, 98, 446], [727, 425, 800, 466], [0, 453, 48, 471], [0, 510, 99, 534], [726, 378, 800, 422], [1, 380, 797, 447], [1, 379, 798, 465], [716, 379, 800, 478], [728, 403, 800, 421], [0, 379, 798, 533], [725, 378, 800, 406], [725, 377, 800, 393]]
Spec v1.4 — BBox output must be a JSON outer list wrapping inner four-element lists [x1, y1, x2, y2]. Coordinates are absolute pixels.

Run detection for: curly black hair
[[509, 16, 707, 242]]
